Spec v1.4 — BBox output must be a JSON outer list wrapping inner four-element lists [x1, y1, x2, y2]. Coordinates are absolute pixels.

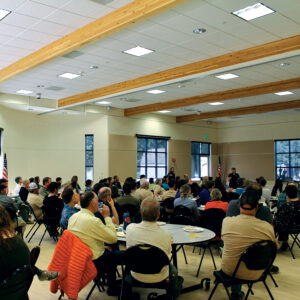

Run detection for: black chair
[[195, 208, 226, 277], [116, 203, 140, 223], [119, 244, 175, 300], [26, 203, 45, 243], [208, 240, 277, 300], [288, 225, 300, 259]]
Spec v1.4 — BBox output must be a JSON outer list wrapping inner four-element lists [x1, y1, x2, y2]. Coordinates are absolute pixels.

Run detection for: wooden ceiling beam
[[176, 99, 300, 123], [124, 77, 300, 116], [0, 0, 188, 83], [58, 35, 300, 108]]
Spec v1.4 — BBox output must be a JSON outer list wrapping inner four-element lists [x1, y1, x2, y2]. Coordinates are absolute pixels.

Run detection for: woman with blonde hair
[[205, 188, 229, 213]]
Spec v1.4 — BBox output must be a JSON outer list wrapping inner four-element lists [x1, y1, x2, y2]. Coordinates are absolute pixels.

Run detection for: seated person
[[227, 183, 273, 225], [274, 184, 300, 250], [112, 175, 122, 190], [43, 182, 64, 234], [132, 179, 153, 203], [85, 179, 93, 191], [153, 178, 165, 196], [235, 178, 246, 195], [205, 188, 229, 213], [60, 188, 79, 230], [221, 189, 277, 300], [197, 180, 214, 206], [161, 179, 177, 201], [174, 184, 198, 220], [68, 191, 120, 296], [161, 176, 169, 191], [39, 177, 51, 199], [149, 178, 155, 192], [14, 176, 22, 195], [19, 179, 30, 202], [27, 183, 43, 220], [0, 205, 58, 282], [126, 197, 181, 298], [116, 183, 139, 220], [259, 177, 271, 206]]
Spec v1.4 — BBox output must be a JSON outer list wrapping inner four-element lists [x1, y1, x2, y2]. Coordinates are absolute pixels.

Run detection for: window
[[191, 142, 211, 179], [85, 135, 94, 181], [275, 139, 300, 181], [137, 137, 168, 179]]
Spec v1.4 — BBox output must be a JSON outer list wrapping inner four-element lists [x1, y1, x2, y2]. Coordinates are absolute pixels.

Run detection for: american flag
[[217, 156, 221, 173], [2, 153, 8, 180]]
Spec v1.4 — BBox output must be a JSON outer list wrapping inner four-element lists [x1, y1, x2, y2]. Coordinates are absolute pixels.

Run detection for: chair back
[[171, 205, 196, 225], [163, 197, 175, 210], [27, 202, 41, 222], [0, 265, 34, 300], [125, 244, 169, 274], [203, 208, 226, 237], [119, 203, 140, 220], [232, 240, 277, 279]]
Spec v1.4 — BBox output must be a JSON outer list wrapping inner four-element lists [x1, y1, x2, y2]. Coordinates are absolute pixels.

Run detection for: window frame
[[275, 138, 300, 182], [137, 137, 168, 179], [85, 134, 94, 181], [191, 141, 211, 179]]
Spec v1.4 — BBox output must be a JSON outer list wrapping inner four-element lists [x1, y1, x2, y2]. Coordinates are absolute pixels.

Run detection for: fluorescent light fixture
[[274, 91, 294, 96], [123, 46, 154, 57], [208, 102, 224, 106], [97, 101, 111, 105], [0, 9, 11, 21], [216, 73, 239, 80], [158, 110, 171, 113], [16, 89, 33, 95], [59, 72, 80, 79], [147, 89, 166, 94], [232, 3, 275, 21]]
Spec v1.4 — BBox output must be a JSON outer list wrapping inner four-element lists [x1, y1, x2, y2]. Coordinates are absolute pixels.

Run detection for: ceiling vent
[[230, 116, 241, 119], [46, 86, 65, 91], [63, 51, 84, 59], [181, 107, 196, 112], [90, 0, 114, 4], [124, 99, 141, 103]]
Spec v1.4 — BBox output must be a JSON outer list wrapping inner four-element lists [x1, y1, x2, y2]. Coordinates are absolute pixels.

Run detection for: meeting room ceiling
[[0, 0, 299, 121]]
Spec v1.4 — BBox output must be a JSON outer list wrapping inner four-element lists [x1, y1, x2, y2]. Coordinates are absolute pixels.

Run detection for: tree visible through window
[[275, 139, 300, 181], [191, 142, 211, 179], [137, 137, 167, 179], [85, 135, 94, 181]]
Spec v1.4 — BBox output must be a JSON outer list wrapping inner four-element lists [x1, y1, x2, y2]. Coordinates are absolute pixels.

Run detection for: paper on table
[[183, 226, 204, 232]]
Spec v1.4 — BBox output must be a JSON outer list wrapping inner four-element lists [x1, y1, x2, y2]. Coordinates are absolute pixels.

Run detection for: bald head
[[141, 197, 160, 222], [99, 187, 111, 203]]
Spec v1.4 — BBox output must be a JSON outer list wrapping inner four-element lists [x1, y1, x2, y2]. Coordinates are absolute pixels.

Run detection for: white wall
[[0, 105, 108, 191]]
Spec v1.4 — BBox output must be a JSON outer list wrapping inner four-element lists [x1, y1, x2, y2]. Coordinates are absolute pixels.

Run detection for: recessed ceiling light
[[16, 89, 33, 95], [279, 62, 290, 67], [147, 89, 166, 94], [97, 101, 111, 105], [158, 110, 171, 113], [193, 28, 206, 34], [232, 3, 275, 21], [208, 102, 224, 106], [123, 46, 154, 57], [216, 73, 239, 80], [59, 72, 80, 79], [0, 9, 11, 21], [90, 65, 99, 69], [177, 84, 185, 88], [274, 91, 294, 96]]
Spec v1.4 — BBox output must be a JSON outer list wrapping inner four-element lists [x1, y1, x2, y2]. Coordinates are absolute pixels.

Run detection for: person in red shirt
[[205, 188, 229, 213]]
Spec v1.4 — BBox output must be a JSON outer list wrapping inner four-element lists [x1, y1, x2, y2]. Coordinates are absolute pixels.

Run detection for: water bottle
[[123, 212, 131, 231]]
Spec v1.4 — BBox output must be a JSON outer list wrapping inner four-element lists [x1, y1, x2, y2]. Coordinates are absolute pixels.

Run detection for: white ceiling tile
[[0, 23, 25, 36], [5, 37, 44, 50], [261, 0, 300, 11], [0, 44, 32, 56], [2, 12, 40, 28], [45, 9, 94, 27], [159, 46, 207, 62], [107, 0, 134, 9], [17, 29, 60, 43], [30, 0, 72, 9], [14, 1, 57, 19], [0, 0, 27, 11], [279, 4, 300, 24], [29, 20, 75, 36]]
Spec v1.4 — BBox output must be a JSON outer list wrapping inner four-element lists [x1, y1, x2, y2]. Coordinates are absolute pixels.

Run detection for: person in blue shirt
[[162, 176, 169, 191], [61, 188, 79, 230], [197, 181, 214, 206], [85, 179, 93, 191], [235, 178, 246, 195]]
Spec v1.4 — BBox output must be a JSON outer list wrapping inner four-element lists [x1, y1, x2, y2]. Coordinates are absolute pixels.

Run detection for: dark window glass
[[191, 142, 211, 178], [85, 135, 94, 181]]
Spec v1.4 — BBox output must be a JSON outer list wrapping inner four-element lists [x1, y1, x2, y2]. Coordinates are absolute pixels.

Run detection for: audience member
[[27, 183, 43, 220], [112, 175, 121, 189], [183, 174, 189, 182], [29, 177, 34, 183], [19, 179, 30, 202], [197, 180, 214, 206], [174, 184, 198, 220], [149, 178, 155, 191], [259, 177, 271, 206], [205, 188, 228, 213], [221, 189, 277, 300], [133, 179, 153, 203], [227, 168, 240, 189], [85, 179, 93, 191], [235, 178, 246, 195], [56, 177, 62, 190], [162, 176, 169, 191], [68, 191, 120, 296], [98, 187, 119, 225], [162, 179, 177, 201], [274, 184, 300, 250], [0, 205, 59, 282], [34, 176, 41, 188], [39, 177, 51, 199], [153, 178, 165, 195], [71, 175, 81, 192], [14, 176, 22, 195], [190, 182, 200, 199], [60, 188, 79, 230]]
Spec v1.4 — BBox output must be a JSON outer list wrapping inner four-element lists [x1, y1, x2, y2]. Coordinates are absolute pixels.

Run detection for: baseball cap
[[239, 189, 259, 210], [29, 182, 38, 190]]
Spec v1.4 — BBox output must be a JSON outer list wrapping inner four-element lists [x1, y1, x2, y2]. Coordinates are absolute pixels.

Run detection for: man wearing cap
[[27, 182, 44, 220], [221, 189, 277, 300]]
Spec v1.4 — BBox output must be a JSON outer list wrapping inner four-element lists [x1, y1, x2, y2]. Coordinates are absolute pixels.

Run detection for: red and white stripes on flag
[[2, 153, 8, 180]]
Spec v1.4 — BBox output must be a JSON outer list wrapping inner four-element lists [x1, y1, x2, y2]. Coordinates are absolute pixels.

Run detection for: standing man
[[227, 168, 240, 189]]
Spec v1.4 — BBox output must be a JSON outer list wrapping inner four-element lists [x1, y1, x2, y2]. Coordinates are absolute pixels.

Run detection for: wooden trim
[[176, 99, 300, 123], [0, 0, 188, 83], [58, 35, 300, 108], [125, 77, 300, 116]]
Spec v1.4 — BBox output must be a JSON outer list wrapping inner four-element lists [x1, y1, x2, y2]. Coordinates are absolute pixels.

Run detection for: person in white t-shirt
[[14, 176, 22, 195]]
